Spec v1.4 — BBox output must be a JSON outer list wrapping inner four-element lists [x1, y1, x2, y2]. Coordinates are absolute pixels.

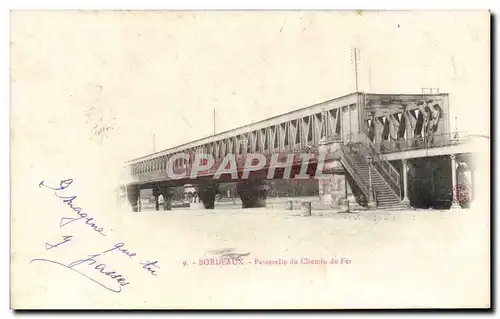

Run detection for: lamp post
[[402, 159, 410, 206], [366, 155, 376, 209]]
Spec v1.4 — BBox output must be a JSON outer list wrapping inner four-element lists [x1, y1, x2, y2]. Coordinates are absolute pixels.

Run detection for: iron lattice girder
[[126, 93, 448, 181], [130, 111, 336, 176]]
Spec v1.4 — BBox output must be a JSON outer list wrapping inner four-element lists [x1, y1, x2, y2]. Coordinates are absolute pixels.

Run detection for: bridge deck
[[382, 141, 475, 161]]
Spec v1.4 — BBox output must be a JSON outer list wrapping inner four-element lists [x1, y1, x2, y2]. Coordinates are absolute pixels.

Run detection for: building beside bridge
[[121, 91, 478, 211]]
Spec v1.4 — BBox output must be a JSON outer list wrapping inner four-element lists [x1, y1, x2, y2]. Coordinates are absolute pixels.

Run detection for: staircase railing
[[347, 131, 401, 200], [339, 146, 370, 199]]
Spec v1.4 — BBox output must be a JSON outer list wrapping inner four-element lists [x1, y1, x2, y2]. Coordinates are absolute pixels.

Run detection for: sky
[[102, 11, 487, 160], [11, 10, 490, 190]]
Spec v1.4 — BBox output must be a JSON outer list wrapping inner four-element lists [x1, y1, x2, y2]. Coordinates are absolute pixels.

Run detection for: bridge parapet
[[372, 131, 470, 154]]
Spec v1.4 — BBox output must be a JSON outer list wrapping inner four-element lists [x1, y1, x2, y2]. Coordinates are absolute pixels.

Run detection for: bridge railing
[[346, 131, 401, 200], [371, 131, 469, 154], [339, 147, 370, 199]]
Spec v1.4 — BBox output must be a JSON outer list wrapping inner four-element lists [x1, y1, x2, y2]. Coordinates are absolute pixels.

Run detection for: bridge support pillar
[[237, 179, 267, 208], [198, 180, 219, 209], [401, 159, 410, 207], [450, 154, 461, 209], [161, 187, 174, 210], [153, 187, 161, 211], [345, 177, 362, 211], [318, 135, 345, 207], [127, 186, 140, 212], [319, 173, 345, 206], [456, 155, 474, 209], [470, 166, 477, 208]]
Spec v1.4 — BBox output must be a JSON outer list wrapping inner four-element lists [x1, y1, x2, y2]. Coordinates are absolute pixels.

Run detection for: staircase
[[340, 133, 406, 210]]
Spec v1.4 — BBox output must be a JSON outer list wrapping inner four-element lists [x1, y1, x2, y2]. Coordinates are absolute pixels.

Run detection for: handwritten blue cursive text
[[31, 253, 129, 293], [39, 179, 106, 236]]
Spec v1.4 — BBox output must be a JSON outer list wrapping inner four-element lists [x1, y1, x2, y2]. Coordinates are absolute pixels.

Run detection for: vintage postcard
[[10, 10, 490, 309]]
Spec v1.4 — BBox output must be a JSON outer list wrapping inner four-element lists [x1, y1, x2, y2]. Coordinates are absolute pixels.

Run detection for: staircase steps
[[341, 144, 406, 209]]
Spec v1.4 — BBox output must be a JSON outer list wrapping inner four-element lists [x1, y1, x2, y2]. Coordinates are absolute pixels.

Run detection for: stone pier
[[127, 186, 140, 212], [153, 187, 161, 211], [198, 180, 219, 209], [161, 186, 174, 210], [236, 179, 267, 208], [317, 136, 347, 207]]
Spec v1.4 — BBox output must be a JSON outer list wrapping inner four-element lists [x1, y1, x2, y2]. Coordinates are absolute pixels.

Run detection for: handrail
[[339, 146, 370, 199], [371, 131, 470, 154], [347, 131, 401, 199]]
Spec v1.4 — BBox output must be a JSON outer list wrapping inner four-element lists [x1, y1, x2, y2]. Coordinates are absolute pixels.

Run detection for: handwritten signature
[[32, 179, 160, 293]]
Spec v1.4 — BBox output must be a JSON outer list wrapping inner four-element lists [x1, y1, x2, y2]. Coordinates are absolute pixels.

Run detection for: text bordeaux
[[199, 258, 244, 266]]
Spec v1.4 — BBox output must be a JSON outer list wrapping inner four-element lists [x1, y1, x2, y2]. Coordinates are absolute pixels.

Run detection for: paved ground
[[141, 196, 350, 211], [107, 201, 489, 309]]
